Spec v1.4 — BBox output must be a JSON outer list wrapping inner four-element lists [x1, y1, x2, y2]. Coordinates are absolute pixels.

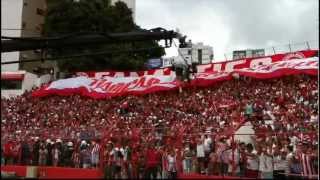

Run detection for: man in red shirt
[[3, 139, 14, 165], [145, 143, 159, 179]]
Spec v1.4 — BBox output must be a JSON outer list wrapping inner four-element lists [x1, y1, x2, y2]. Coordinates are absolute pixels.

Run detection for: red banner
[[75, 50, 318, 78], [32, 57, 318, 99]]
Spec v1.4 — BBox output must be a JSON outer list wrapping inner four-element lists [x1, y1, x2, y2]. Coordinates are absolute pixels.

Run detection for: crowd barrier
[[1, 165, 27, 177], [1, 165, 103, 179], [178, 173, 252, 179], [2, 165, 251, 179]]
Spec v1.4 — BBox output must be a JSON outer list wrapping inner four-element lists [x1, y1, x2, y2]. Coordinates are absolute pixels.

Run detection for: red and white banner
[[75, 50, 318, 78], [33, 57, 318, 99]]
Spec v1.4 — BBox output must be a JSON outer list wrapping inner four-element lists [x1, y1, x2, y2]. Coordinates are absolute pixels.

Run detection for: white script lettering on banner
[[34, 57, 318, 99]]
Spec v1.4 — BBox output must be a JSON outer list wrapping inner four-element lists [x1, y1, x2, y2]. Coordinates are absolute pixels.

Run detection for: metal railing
[[220, 40, 319, 61]]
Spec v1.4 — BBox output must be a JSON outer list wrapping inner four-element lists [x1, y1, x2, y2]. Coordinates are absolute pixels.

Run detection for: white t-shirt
[[247, 155, 259, 170], [167, 155, 177, 172], [273, 155, 289, 172], [259, 153, 273, 172], [204, 137, 212, 152], [196, 144, 205, 157]]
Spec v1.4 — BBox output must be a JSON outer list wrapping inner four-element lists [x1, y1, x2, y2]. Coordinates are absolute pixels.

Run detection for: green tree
[[44, 0, 165, 72]]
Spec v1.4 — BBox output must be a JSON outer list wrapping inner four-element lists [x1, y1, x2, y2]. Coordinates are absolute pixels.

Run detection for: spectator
[[63, 142, 74, 167], [46, 139, 53, 166], [245, 143, 259, 178], [91, 140, 100, 168], [166, 148, 178, 179], [3, 139, 14, 165], [20, 139, 31, 165], [208, 150, 219, 175], [300, 142, 316, 177], [226, 142, 240, 176], [145, 144, 159, 179], [238, 142, 247, 177], [111, 146, 124, 179], [38, 142, 48, 166], [273, 148, 289, 179], [196, 138, 205, 174], [80, 142, 91, 168], [52, 142, 61, 167], [182, 145, 193, 174], [289, 154, 303, 179], [0, 74, 318, 179], [258, 146, 274, 179], [32, 138, 40, 166], [103, 141, 114, 179], [217, 137, 228, 176]]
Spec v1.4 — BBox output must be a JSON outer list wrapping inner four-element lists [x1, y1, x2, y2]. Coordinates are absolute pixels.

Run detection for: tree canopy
[[44, 0, 165, 72]]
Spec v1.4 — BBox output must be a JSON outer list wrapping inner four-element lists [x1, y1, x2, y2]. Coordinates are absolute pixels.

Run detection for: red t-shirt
[[146, 149, 158, 168], [131, 151, 139, 165], [4, 142, 13, 157]]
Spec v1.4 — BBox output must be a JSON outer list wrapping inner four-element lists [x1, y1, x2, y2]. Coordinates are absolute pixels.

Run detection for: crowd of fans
[[1, 74, 318, 179]]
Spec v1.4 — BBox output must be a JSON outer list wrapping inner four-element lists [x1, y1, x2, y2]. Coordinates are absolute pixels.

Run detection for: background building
[[2, 0, 136, 74], [1, 0, 48, 72], [232, 49, 265, 60], [2, 0, 50, 98], [175, 41, 214, 65]]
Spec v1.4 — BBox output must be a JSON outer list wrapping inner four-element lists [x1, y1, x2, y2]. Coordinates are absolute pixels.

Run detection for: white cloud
[[136, 0, 318, 60]]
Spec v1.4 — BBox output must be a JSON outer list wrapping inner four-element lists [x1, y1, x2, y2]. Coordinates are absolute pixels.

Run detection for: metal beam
[[1, 30, 180, 52]]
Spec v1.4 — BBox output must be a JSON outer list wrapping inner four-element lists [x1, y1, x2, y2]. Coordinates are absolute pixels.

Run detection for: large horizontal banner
[[33, 57, 318, 99], [75, 50, 318, 78]]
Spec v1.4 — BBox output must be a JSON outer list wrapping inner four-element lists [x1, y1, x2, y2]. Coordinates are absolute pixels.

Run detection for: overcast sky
[[136, 0, 319, 60]]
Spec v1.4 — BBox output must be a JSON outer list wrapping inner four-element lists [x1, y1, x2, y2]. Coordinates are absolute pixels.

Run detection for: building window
[[23, 2, 28, 6], [1, 80, 22, 90], [198, 49, 202, 64], [188, 50, 191, 55], [36, 8, 45, 16]]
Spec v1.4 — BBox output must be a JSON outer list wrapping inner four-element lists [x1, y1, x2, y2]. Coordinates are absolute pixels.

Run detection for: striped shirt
[[91, 144, 100, 155], [301, 153, 315, 176]]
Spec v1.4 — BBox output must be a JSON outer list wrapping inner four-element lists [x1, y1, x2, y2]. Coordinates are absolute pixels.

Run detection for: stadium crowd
[[1, 74, 318, 179]]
